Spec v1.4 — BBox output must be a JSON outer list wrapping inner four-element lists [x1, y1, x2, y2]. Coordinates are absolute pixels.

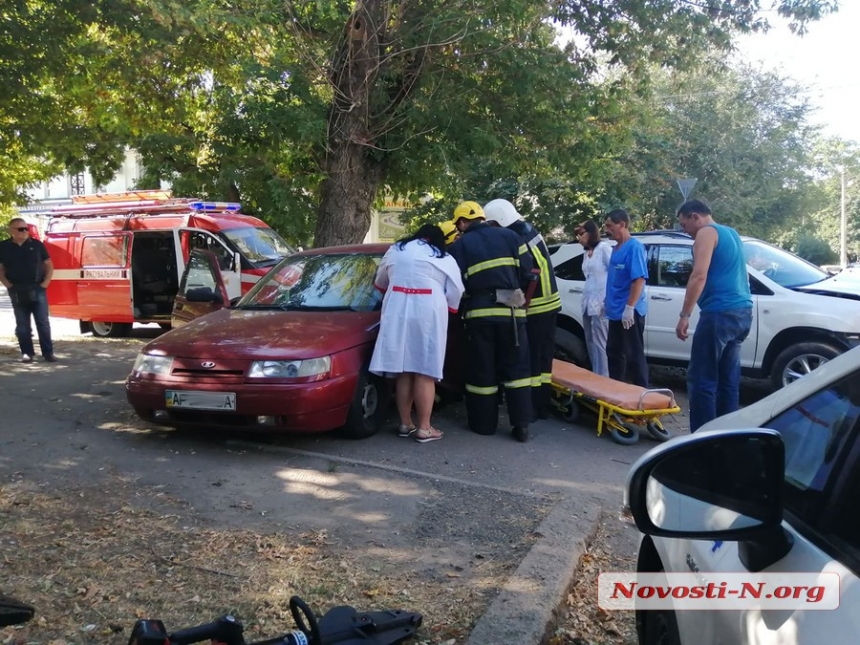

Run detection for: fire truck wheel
[[91, 321, 132, 338]]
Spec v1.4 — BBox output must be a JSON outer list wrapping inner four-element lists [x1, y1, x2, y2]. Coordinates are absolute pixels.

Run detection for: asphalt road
[[0, 290, 769, 643]]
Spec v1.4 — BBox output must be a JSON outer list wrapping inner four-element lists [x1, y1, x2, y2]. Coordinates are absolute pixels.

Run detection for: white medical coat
[[369, 240, 465, 380]]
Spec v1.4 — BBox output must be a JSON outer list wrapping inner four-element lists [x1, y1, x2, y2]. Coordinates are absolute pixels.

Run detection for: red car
[[125, 244, 465, 438]]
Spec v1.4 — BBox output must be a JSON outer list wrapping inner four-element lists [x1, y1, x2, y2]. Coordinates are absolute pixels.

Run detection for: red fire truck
[[43, 190, 294, 337]]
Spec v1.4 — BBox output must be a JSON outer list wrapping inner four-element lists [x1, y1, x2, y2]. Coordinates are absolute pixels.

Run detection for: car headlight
[[248, 357, 331, 379], [132, 353, 174, 376]]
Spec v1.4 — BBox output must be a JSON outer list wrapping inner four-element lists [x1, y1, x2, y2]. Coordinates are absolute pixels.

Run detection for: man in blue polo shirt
[[0, 218, 56, 363], [603, 209, 648, 387]]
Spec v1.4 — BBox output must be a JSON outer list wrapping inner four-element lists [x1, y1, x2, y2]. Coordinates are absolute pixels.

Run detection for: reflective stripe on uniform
[[541, 372, 553, 384], [465, 307, 527, 320], [465, 257, 518, 277], [465, 384, 499, 395], [527, 293, 561, 315], [531, 375, 542, 388], [502, 377, 532, 389]]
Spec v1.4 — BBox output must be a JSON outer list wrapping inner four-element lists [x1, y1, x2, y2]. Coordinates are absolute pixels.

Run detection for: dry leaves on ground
[[546, 518, 636, 645], [0, 478, 533, 645]]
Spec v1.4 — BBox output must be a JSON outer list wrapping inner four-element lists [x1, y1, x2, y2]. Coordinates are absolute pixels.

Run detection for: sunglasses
[[12, 227, 28, 232]]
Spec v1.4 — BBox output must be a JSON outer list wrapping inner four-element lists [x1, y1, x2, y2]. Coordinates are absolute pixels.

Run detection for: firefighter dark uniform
[[449, 202, 534, 440], [484, 199, 560, 419]]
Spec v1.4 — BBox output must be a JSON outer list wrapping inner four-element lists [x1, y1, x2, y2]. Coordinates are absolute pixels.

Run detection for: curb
[[465, 495, 603, 645]]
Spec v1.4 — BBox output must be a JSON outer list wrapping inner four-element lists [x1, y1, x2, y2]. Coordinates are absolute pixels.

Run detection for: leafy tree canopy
[[1, 0, 839, 246]]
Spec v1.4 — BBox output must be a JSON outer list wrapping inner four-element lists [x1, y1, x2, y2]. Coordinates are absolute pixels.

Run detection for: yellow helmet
[[453, 201, 485, 223], [438, 220, 458, 243]]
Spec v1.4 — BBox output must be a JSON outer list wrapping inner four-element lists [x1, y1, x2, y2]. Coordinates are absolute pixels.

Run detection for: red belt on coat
[[392, 286, 432, 294]]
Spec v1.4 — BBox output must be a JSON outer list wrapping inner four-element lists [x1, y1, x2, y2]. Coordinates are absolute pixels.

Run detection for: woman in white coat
[[576, 220, 612, 377], [369, 224, 465, 442]]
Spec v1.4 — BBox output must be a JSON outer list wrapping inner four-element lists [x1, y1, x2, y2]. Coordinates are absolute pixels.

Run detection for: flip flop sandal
[[414, 427, 443, 443], [398, 424, 417, 438]]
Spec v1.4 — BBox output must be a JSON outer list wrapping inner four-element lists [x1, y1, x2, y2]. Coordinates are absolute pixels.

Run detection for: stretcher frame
[[550, 360, 681, 445]]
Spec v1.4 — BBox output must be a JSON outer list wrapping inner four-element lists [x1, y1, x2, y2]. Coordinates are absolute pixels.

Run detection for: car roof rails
[[633, 229, 691, 239]]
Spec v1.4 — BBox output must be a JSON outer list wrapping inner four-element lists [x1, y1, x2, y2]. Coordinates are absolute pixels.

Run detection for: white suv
[[550, 231, 860, 390]]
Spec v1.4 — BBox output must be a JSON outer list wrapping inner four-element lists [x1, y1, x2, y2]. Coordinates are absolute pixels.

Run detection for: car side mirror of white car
[[625, 429, 794, 571]]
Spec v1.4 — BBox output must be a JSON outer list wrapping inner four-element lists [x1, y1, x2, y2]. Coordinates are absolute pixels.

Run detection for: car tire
[[640, 604, 682, 645], [338, 368, 389, 440], [91, 321, 132, 338], [770, 341, 842, 390], [554, 328, 589, 367]]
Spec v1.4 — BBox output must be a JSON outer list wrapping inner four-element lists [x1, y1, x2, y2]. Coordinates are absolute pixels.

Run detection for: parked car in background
[[550, 231, 860, 390], [626, 343, 860, 644], [125, 244, 465, 439]]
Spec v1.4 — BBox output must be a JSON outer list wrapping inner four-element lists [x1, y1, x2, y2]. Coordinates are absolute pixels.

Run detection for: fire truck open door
[[77, 232, 134, 325], [174, 228, 242, 302]]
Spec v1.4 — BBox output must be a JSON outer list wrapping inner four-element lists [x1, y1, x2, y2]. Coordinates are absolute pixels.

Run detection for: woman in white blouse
[[576, 220, 612, 377]]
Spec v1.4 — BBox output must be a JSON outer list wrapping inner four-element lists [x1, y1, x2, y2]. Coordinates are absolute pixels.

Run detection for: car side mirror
[[626, 429, 785, 541], [185, 287, 224, 304]]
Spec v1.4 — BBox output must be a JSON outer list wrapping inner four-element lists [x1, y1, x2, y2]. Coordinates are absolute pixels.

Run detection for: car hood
[[795, 273, 860, 300], [145, 308, 380, 359]]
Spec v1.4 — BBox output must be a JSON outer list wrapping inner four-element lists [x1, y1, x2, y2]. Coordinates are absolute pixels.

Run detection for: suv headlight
[[132, 353, 174, 376], [248, 357, 331, 379]]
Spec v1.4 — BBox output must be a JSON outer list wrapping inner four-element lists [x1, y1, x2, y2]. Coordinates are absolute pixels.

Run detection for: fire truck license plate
[[165, 390, 237, 411]]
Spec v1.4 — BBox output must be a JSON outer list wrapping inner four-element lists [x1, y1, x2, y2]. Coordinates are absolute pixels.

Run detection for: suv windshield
[[743, 240, 828, 289], [238, 252, 383, 312], [223, 227, 295, 268]]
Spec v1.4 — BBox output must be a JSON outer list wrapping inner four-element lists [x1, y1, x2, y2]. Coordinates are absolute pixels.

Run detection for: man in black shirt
[[0, 218, 56, 363]]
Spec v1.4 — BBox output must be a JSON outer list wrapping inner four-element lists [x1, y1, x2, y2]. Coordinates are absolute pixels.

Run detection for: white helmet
[[483, 199, 522, 228]]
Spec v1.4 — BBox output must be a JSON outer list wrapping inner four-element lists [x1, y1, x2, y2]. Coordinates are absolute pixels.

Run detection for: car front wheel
[[338, 369, 389, 439], [554, 328, 589, 367], [770, 341, 841, 390]]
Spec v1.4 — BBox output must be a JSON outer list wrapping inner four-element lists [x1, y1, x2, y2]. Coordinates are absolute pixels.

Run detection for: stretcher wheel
[[646, 420, 672, 442], [562, 401, 580, 423], [609, 424, 639, 445]]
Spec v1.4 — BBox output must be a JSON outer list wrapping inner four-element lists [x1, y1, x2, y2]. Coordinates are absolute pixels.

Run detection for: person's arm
[[0, 262, 10, 289], [627, 277, 645, 307], [680, 227, 717, 316], [676, 227, 717, 340], [40, 259, 54, 289]]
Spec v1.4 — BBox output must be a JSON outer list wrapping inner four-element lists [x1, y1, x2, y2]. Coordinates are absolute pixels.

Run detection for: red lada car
[[126, 244, 465, 438]]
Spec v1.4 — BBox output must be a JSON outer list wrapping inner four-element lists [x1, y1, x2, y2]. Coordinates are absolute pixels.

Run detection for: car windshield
[[743, 240, 828, 289], [237, 252, 383, 312], [223, 227, 295, 268]]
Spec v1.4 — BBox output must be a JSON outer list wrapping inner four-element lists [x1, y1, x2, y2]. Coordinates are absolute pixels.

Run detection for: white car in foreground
[[550, 231, 860, 389], [625, 343, 860, 644]]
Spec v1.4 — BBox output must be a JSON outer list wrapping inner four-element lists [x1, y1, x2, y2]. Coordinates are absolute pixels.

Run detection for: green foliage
[[794, 235, 837, 265], [0, 0, 839, 246]]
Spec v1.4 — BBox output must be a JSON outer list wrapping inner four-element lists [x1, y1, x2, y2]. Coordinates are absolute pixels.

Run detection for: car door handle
[[568, 287, 582, 293], [650, 295, 672, 301]]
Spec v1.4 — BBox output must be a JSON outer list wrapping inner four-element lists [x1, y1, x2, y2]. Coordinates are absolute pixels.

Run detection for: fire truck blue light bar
[[188, 201, 242, 212]]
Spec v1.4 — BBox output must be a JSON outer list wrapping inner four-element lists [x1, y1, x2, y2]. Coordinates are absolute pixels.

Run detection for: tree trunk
[[313, 0, 388, 247]]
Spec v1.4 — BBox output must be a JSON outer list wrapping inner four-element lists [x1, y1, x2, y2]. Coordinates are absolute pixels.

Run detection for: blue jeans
[[11, 286, 54, 358], [687, 308, 752, 432]]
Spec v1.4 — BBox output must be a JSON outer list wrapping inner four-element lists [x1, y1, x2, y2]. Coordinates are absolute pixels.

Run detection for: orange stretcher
[[550, 359, 681, 445]]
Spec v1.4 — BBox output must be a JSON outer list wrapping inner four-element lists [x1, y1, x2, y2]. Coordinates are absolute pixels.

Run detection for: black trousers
[[464, 319, 533, 434], [526, 311, 557, 418], [606, 314, 648, 387]]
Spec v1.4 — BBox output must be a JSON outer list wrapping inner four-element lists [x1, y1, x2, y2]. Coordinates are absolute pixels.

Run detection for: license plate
[[165, 390, 237, 411]]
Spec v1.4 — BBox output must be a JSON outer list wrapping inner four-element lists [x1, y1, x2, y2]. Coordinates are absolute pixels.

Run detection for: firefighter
[[448, 201, 535, 442], [438, 220, 460, 246], [483, 199, 561, 419]]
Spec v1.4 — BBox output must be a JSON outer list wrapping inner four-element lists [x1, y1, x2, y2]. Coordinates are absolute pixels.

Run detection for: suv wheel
[[554, 328, 589, 367], [770, 341, 841, 390]]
